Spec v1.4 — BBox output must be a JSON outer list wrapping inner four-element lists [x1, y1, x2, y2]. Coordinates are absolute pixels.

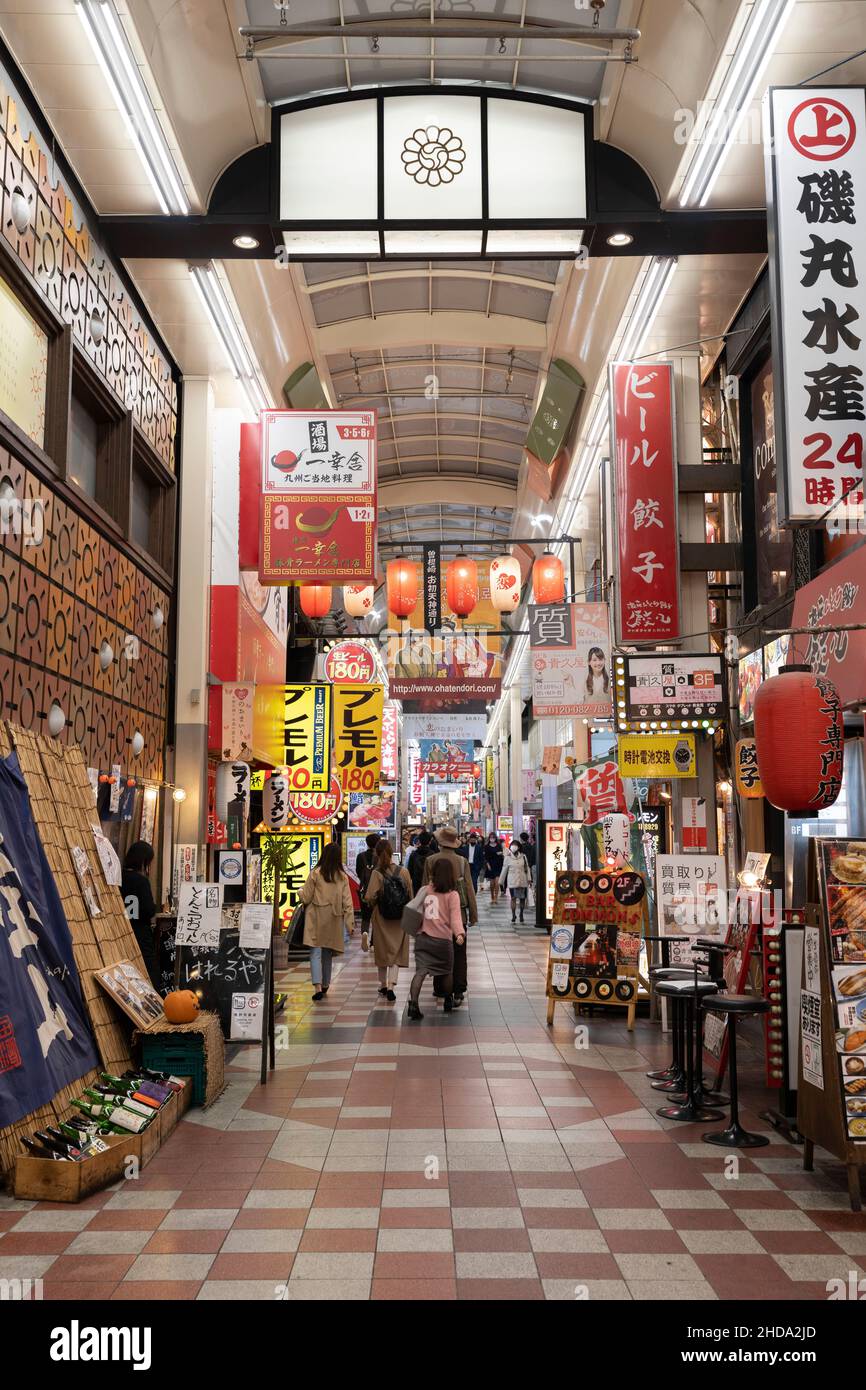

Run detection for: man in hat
[[423, 824, 477, 1005]]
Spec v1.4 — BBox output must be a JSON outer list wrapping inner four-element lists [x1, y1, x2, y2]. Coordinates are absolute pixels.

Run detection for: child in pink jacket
[[407, 857, 465, 1020]]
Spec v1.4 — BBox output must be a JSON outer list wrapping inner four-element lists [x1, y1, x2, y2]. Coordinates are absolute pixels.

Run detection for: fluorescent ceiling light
[[678, 0, 796, 207], [189, 263, 270, 419], [75, 0, 189, 215], [282, 230, 380, 257]]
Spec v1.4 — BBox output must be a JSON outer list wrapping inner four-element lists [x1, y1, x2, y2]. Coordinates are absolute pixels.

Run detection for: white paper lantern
[[47, 702, 66, 738], [489, 554, 521, 612], [131, 730, 144, 757], [262, 772, 289, 830], [216, 760, 251, 823], [10, 186, 29, 235], [344, 583, 375, 618]]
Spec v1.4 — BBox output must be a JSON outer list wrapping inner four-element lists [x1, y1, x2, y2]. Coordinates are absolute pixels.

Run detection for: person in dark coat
[[355, 832, 381, 948], [466, 833, 484, 891], [483, 833, 504, 904], [407, 830, 437, 894], [122, 840, 160, 988]]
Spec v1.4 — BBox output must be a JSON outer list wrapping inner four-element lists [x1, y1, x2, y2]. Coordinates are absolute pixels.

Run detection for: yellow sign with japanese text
[[485, 754, 495, 792], [332, 684, 384, 792], [251, 684, 332, 790], [618, 733, 696, 779], [260, 831, 326, 932], [735, 738, 764, 799]]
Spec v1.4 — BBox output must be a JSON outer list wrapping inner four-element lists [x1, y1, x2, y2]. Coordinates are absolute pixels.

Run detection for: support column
[[172, 377, 215, 858], [510, 684, 524, 837], [497, 725, 508, 825], [541, 717, 559, 820]]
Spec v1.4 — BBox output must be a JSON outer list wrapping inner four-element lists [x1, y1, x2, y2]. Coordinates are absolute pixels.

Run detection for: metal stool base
[[657, 1102, 725, 1123], [702, 1125, 769, 1149], [650, 1072, 686, 1092], [646, 1065, 678, 1081]]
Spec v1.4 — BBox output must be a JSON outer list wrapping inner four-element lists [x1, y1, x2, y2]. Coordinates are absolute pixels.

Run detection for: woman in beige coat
[[300, 842, 354, 1002], [364, 839, 411, 1002]]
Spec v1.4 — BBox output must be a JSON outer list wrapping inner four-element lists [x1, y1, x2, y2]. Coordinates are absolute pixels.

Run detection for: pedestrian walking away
[[300, 842, 355, 1001], [406, 857, 465, 1020], [364, 839, 411, 1001], [422, 823, 477, 1005]]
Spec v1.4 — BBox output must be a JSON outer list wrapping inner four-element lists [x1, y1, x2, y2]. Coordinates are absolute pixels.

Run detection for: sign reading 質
[[259, 409, 377, 583], [765, 87, 866, 524], [610, 360, 680, 644], [529, 602, 613, 719]]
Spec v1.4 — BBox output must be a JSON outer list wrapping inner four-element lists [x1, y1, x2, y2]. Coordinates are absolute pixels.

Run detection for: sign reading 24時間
[[610, 361, 680, 644], [259, 409, 377, 584], [765, 87, 866, 524]]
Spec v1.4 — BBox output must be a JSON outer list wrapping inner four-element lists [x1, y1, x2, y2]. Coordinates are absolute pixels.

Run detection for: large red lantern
[[533, 551, 565, 604], [298, 584, 332, 619], [387, 558, 417, 620], [753, 666, 843, 816], [446, 555, 478, 618]]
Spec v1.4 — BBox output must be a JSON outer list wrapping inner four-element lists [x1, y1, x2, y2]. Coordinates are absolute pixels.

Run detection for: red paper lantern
[[446, 555, 478, 618], [533, 551, 565, 604], [298, 584, 332, 619], [387, 557, 417, 619], [753, 666, 844, 816]]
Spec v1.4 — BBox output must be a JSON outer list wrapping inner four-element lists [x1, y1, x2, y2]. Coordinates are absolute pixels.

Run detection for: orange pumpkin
[[163, 989, 200, 1025]]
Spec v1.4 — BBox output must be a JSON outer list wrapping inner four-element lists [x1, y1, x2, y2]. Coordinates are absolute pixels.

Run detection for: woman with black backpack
[[364, 839, 411, 1001]]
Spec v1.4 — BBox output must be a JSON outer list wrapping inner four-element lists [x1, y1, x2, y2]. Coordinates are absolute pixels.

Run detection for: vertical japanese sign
[[260, 832, 323, 931], [485, 754, 495, 793], [529, 602, 613, 718], [252, 684, 332, 790], [408, 740, 427, 812], [333, 684, 384, 792], [424, 542, 441, 633], [610, 361, 680, 644], [766, 87, 866, 524], [380, 704, 399, 783], [735, 738, 764, 799], [220, 683, 254, 761], [259, 410, 377, 582]]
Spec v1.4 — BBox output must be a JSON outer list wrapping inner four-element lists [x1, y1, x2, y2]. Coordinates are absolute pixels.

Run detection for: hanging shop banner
[[765, 87, 866, 524], [610, 360, 681, 644], [574, 759, 632, 826], [288, 773, 344, 826], [172, 844, 198, 905], [220, 683, 255, 761], [418, 738, 479, 782], [542, 746, 562, 776], [259, 409, 377, 583], [252, 684, 332, 789], [790, 542, 866, 706], [529, 602, 613, 718], [381, 704, 399, 784], [681, 796, 709, 851], [333, 683, 384, 792], [525, 357, 585, 466], [656, 854, 727, 940], [615, 651, 725, 729], [0, 751, 100, 1129], [424, 542, 441, 633], [485, 754, 495, 793], [544, 821, 581, 920], [347, 787, 398, 832], [323, 640, 377, 685], [175, 882, 223, 949], [751, 355, 794, 605], [261, 832, 324, 932], [408, 740, 428, 813], [735, 738, 764, 798], [617, 733, 696, 780], [385, 560, 501, 704], [404, 713, 487, 743]]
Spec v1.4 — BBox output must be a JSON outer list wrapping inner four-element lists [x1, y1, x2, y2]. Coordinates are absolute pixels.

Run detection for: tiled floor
[[2, 891, 864, 1301]]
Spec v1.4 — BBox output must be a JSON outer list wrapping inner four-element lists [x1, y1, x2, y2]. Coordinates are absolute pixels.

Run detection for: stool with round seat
[[647, 968, 695, 1083], [654, 978, 725, 1124], [700, 993, 771, 1147]]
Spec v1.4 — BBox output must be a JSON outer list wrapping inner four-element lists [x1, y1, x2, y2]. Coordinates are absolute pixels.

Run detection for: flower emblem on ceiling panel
[[401, 126, 466, 186]]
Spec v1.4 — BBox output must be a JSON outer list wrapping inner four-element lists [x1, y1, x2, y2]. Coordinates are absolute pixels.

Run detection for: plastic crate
[[141, 1037, 207, 1106]]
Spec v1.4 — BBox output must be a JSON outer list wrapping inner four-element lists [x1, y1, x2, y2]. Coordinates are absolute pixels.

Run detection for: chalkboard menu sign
[[161, 906, 269, 1040]]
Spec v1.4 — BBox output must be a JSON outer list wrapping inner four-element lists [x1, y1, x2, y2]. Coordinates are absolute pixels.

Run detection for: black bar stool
[[655, 978, 725, 1124], [647, 967, 693, 1084], [701, 993, 771, 1148]]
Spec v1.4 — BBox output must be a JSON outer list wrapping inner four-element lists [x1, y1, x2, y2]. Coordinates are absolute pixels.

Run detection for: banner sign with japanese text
[[323, 641, 377, 685], [616, 652, 725, 729], [618, 733, 696, 780], [259, 409, 377, 583], [408, 740, 428, 813], [252, 684, 332, 789], [765, 87, 866, 524], [404, 713, 487, 743], [656, 853, 727, 941], [529, 602, 614, 718], [386, 561, 501, 704], [381, 703, 399, 783], [790, 541, 866, 706], [424, 542, 441, 633], [333, 684, 384, 792], [610, 360, 681, 644], [220, 683, 254, 761], [260, 832, 324, 932], [735, 738, 764, 799]]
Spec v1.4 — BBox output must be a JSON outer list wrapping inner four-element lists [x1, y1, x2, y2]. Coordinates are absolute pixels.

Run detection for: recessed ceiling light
[[607, 232, 634, 247], [232, 234, 259, 250]]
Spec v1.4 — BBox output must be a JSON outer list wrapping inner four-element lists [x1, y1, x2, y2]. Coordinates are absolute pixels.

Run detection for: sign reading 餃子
[[735, 738, 764, 799], [765, 87, 866, 524], [529, 602, 613, 718], [332, 684, 384, 792], [615, 652, 725, 730], [252, 684, 332, 790], [323, 640, 377, 685], [617, 733, 696, 780], [259, 410, 376, 584], [610, 360, 680, 644]]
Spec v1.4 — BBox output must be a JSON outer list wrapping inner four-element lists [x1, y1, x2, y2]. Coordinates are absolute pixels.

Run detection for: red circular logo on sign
[[324, 641, 376, 684], [787, 97, 856, 161], [288, 774, 344, 825]]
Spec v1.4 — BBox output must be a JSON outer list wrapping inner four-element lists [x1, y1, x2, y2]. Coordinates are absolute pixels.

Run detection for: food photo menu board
[[819, 839, 866, 1142]]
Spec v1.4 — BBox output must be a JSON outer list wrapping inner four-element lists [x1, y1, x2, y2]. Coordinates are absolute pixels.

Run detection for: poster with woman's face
[[530, 602, 613, 718]]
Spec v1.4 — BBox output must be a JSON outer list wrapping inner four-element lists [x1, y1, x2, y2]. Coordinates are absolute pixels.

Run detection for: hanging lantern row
[[489, 553, 521, 613], [344, 583, 375, 617], [387, 557, 417, 619], [533, 551, 565, 605], [446, 554, 478, 618]]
